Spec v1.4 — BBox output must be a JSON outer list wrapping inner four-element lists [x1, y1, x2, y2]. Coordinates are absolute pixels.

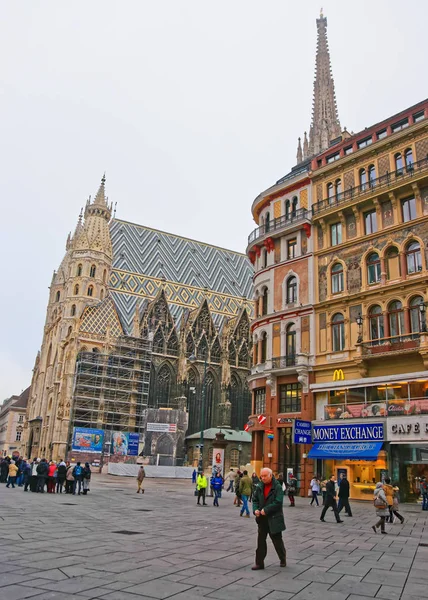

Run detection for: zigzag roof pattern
[[109, 219, 253, 334]]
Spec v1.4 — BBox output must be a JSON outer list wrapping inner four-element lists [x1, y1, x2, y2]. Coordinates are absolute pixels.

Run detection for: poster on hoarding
[[146, 423, 177, 432], [72, 428, 104, 453], [111, 432, 140, 456], [212, 447, 225, 477]]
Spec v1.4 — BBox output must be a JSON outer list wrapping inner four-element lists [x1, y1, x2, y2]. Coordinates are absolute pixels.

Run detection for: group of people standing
[[0, 456, 91, 495]]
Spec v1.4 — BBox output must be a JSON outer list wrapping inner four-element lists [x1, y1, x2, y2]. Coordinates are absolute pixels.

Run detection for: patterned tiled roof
[[79, 296, 124, 337], [109, 219, 253, 334]]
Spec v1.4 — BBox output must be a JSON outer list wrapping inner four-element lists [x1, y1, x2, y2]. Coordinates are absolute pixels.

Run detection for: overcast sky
[[1, 0, 427, 401]]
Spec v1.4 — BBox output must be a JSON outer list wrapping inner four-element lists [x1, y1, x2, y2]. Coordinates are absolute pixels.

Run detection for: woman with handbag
[[372, 482, 389, 534]]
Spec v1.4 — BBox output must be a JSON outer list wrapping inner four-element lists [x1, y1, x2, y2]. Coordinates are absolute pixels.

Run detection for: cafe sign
[[387, 415, 428, 442]]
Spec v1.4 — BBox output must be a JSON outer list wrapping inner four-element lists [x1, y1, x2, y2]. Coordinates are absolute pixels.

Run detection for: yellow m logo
[[333, 369, 345, 381]]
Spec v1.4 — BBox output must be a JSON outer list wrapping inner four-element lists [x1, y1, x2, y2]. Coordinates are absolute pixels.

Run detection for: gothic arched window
[[210, 338, 221, 363], [71, 304, 76, 316], [90, 265, 96, 278], [74, 284, 79, 295], [238, 343, 249, 368], [186, 333, 194, 357], [228, 340, 236, 366], [198, 335, 208, 360], [167, 330, 178, 356], [153, 328, 164, 354], [155, 364, 172, 408], [87, 285, 94, 297], [77, 264, 82, 276], [55, 290, 60, 302]]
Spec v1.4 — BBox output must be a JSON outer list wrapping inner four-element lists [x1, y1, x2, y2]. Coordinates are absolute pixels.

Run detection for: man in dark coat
[[36, 458, 48, 493], [338, 475, 352, 517], [252, 467, 286, 570], [320, 475, 343, 523]]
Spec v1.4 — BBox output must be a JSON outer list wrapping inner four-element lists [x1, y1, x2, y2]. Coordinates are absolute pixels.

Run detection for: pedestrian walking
[[252, 467, 286, 570], [421, 476, 428, 511], [224, 468, 236, 493], [211, 472, 223, 507], [82, 462, 91, 494], [372, 482, 389, 534], [383, 477, 395, 523], [192, 469, 197, 484], [30, 458, 39, 492], [6, 460, 18, 488], [15, 458, 24, 487], [250, 472, 259, 502], [72, 462, 83, 495], [309, 476, 320, 506], [0, 457, 9, 483], [320, 478, 327, 505], [239, 470, 252, 517], [287, 474, 297, 507], [65, 462, 74, 494], [56, 460, 67, 493], [390, 484, 405, 524], [36, 458, 48, 493], [22, 459, 32, 491], [320, 475, 343, 523], [137, 465, 146, 493], [337, 475, 352, 517], [47, 461, 57, 493], [196, 471, 208, 506]]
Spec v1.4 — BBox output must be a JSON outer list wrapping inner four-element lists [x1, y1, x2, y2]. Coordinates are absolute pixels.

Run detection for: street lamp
[[419, 302, 427, 332], [189, 352, 208, 474], [356, 313, 363, 344], [238, 443, 242, 469]]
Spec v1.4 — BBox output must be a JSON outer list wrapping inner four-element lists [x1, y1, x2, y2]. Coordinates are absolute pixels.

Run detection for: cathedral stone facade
[[24, 177, 253, 463]]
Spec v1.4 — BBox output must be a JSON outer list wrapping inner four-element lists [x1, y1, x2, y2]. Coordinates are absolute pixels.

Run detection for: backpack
[[74, 465, 82, 477]]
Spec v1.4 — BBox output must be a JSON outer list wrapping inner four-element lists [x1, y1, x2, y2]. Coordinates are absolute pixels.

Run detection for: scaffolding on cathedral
[[72, 335, 152, 434]]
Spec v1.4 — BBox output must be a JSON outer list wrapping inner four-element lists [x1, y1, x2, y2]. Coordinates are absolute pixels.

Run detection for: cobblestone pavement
[[0, 475, 427, 600]]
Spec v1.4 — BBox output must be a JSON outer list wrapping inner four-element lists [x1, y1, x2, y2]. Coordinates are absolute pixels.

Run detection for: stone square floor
[[0, 475, 427, 600]]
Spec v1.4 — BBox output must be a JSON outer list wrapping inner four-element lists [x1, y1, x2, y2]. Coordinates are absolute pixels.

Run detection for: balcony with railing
[[249, 353, 311, 377], [359, 333, 420, 357], [248, 208, 309, 246], [312, 157, 428, 216]]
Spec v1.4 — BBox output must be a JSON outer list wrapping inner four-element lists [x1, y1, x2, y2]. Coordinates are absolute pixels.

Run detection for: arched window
[[87, 285, 94, 297], [291, 196, 298, 216], [359, 168, 367, 190], [265, 211, 270, 233], [103, 269, 107, 283], [369, 305, 384, 341], [410, 296, 424, 333], [386, 247, 400, 280], [71, 304, 76, 317], [406, 241, 422, 274], [405, 148, 414, 171], [285, 199, 290, 219], [77, 264, 82, 276], [335, 179, 342, 198], [198, 336, 208, 360], [286, 323, 296, 363], [368, 164, 376, 187], [286, 276, 297, 303], [261, 287, 268, 315], [74, 284, 79, 295], [67, 326, 72, 337], [90, 265, 96, 278], [238, 343, 249, 368], [155, 364, 172, 408], [331, 263, 344, 294], [262, 248, 267, 269], [388, 300, 404, 338], [100, 289, 104, 300], [186, 333, 194, 357], [167, 330, 179, 356], [55, 290, 60, 302], [261, 332, 267, 363], [327, 183, 334, 204], [367, 253, 381, 284], [153, 328, 164, 354], [229, 340, 236, 366], [395, 152, 403, 174], [332, 313, 345, 352], [230, 449, 240, 468]]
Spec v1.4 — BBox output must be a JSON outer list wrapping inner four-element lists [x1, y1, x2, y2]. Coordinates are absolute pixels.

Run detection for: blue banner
[[293, 419, 312, 444], [312, 422, 384, 442], [111, 431, 140, 456], [308, 442, 383, 460], [72, 428, 104, 453]]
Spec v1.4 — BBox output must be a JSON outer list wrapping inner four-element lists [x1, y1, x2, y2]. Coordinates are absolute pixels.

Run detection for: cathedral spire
[[297, 13, 341, 161], [93, 173, 107, 207], [296, 137, 303, 164]]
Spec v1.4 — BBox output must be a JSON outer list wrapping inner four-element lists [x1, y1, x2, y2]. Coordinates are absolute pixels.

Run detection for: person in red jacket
[[47, 461, 57, 493]]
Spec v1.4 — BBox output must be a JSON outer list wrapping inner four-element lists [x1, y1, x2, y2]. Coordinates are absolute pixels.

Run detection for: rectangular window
[[402, 196, 416, 222], [344, 146, 353, 155], [413, 110, 425, 123], [287, 239, 297, 259], [327, 152, 340, 163], [18, 415, 24, 423], [358, 136, 373, 149], [331, 223, 342, 246], [376, 129, 387, 140], [364, 210, 378, 234], [15, 431, 22, 441], [279, 383, 302, 413], [392, 119, 409, 133], [254, 388, 266, 414]]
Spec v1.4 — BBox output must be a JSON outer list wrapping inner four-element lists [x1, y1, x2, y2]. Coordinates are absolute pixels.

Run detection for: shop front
[[387, 415, 428, 502], [308, 421, 387, 500]]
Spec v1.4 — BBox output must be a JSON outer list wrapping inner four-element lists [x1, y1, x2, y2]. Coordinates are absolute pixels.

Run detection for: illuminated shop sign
[[313, 422, 384, 442]]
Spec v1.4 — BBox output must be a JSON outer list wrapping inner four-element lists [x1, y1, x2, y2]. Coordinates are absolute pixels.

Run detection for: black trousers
[[30, 475, 38, 492], [197, 489, 206, 504], [338, 497, 352, 517], [255, 516, 286, 566], [37, 476, 46, 493], [320, 497, 341, 522]]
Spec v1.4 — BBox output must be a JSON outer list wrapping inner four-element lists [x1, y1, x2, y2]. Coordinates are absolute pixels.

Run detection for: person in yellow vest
[[196, 471, 208, 506], [6, 460, 19, 488]]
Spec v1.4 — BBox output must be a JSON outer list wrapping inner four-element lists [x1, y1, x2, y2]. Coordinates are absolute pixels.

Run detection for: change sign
[[292, 419, 312, 444]]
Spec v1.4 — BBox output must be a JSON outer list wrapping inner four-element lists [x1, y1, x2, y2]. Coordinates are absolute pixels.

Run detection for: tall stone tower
[[25, 176, 113, 460], [297, 11, 341, 163]]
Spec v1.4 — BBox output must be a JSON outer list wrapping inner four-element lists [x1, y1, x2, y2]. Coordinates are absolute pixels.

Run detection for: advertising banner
[[146, 423, 177, 433], [212, 447, 225, 476], [72, 428, 104, 453], [387, 398, 428, 416], [324, 403, 387, 420], [312, 422, 384, 442], [292, 419, 312, 444], [111, 432, 140, 456]]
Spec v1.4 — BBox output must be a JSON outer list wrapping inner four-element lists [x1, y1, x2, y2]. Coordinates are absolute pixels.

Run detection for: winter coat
[[196, 474, 208, 490], [383, 483, 394, 506], [287, 477, 297, 494], [374, 486, 389, 517], [210, 476, 223, 491], [310, 478, 320, 493], [338, 479, 350, 499], [66, 466, 75, 482], [47, 464, 57, 478], [239, 475, 253, 497], [325, 480, 336, 498], [137, 467, 146, 482], [252, 476, 286, 535], [57, 464, 67, 480], [8, 464, 18, 477], [82, 466, 91, 480], [251, 474, 260, 489], [36, 462, 48, 477], [31, 462, 39, 476]]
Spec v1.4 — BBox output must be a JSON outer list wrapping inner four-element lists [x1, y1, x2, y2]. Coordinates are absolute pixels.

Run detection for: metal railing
[[248, 208, 308, 245], [271, 355, 297, 368], [312, 157, 428, 216], [360, 333, 420, 355]]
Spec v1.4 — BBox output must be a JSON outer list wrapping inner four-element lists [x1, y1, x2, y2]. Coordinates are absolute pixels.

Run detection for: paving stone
[[402, 582, 428, 597], [0, 586, 45, 600], [255, 576, 310, 594], [375, 584, 403, 600], [296, 565, 343, 584], [362, 569, 407, 588], [208, 586, 272, 599], [125, 580, 193, 598], [329, 574, 380, 596], [292, 582, 349, 600]]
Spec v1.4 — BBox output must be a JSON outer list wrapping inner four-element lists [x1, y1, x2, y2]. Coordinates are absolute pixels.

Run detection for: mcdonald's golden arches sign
[[333, 369, 345, 381]]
